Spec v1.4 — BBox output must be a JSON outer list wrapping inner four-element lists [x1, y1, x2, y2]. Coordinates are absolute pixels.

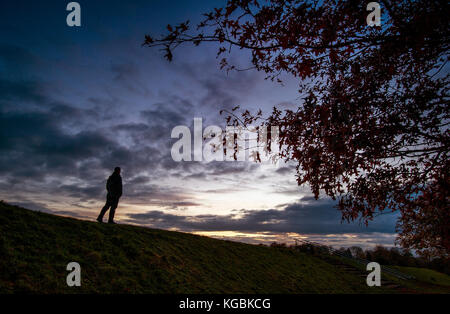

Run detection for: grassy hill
[[393, 266, 450, 287], [0, 201, 446, 294]]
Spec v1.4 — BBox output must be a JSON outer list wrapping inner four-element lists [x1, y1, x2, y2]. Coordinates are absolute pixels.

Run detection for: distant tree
[[349, 246, 365, 259], [363, 245, 422, 266], [144, 0, 449, 258], [295, 243, 316, 254], [397, 248, 419, 267], [370, 245, 392, 264], [270, 242, 287, 248], [338, 247, 353, 258]]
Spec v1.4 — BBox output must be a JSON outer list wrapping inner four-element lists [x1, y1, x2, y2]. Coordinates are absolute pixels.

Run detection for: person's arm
[[106, 177, 111, 192], [118, 177, 123, 197]]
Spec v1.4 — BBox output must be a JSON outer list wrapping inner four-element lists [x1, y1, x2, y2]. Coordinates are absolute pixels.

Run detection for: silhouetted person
[[97, 167, 122, 224]]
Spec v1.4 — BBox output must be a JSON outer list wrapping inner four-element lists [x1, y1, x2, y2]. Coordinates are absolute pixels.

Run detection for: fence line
[[293, 238, 415, 280]]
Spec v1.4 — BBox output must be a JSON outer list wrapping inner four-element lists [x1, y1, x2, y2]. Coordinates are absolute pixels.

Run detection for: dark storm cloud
[[209, 162, 259, 176], [0, 100, 171, 203], [275, 165, 295, 175], [183, 172, 207, 180], [122, 182, 200, 210], [116, 122, 150, 132], [58, 184, 104, 199], [0, 79, 46, 105], [173, 60, 262, 122], [110, 62, 152, 96], [0, 60, 203, 203], [199, 77, 242, 113], [141, 96, 193, 126], [0, 45, 39, 75], [49, 103, 99, 123], [125, 198, 398, 234], [0, 1, 273, 217], [126, 175, 152, 185], [175, 162, 262, 184], [0, 117, 195, 207], [0, 111, 112, 160], [171, 201, 200, 207], [0, 109, 127, 205], [9, 200, 88, 219], [111, 63, 140, 82], [202, 188, 242, 194], [0, 47, 270, 209], [9, 201, 51, 213], [0, 45, 51, 114], [187, 161, 260, 178], [0, 56, 262, 213]]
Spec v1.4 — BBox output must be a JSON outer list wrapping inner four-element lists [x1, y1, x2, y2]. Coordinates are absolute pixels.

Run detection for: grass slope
[[393, 266, 450, 287], [0, 202, 401, 293]]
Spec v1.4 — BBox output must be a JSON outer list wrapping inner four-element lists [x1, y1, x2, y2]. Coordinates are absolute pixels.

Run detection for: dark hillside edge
[[1, 202, 448, 294]]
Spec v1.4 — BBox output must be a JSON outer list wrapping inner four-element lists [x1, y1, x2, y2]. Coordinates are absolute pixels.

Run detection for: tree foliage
[[144, 0, 449, 258]]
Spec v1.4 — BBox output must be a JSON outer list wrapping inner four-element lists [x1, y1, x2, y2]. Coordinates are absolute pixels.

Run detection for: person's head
[[113, 167, 121, 175]]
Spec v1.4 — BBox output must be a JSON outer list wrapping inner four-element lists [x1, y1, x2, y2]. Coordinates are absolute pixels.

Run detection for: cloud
[[172, 59, 263, 123], [0, 110, 114, 168], [192, 231, 398, 249], [9, 200, 51, 213], [110, 62, 152, 96], [0, 37, 274, 214], [58, 184, 104, 199], [125, 198, 398, 235], [0, 79, 46, 105], [0, 45, 39, 76], [275, 165, 295, 175]]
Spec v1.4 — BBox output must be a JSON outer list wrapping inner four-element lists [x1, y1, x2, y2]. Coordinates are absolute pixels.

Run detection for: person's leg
[[108, 198, 119, 223], [97, 198, 111, 222]]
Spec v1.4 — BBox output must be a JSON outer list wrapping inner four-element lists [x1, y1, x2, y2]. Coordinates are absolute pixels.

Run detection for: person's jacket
[[106, 173, 122, 198]]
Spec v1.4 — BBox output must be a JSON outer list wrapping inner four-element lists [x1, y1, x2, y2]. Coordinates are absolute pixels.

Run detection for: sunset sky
[[0, 0, 399, 248]]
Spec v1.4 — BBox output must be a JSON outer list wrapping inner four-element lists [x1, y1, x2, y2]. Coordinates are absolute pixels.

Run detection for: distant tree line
[[269, 242, 450, 275]]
